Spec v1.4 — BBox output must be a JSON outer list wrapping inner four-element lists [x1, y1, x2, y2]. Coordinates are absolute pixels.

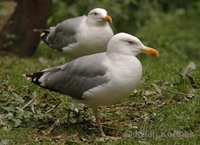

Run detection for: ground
[[0, 10, 199, 144]]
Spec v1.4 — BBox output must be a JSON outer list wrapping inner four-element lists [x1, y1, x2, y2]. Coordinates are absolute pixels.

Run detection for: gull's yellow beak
[[141, 47, 159, 57], [102, 16, 112, 23]]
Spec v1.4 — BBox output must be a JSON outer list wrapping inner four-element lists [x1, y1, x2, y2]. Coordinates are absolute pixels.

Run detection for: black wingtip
[[23, 72, 59, 93], [23, 72, 44, 86], [33, 29, 50, 40]]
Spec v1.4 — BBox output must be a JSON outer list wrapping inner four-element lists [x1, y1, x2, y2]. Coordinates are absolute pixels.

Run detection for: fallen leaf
[[181, 61, 196, 77]]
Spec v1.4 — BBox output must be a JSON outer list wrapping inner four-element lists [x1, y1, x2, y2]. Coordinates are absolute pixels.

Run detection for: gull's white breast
[[81, 55, 142, 106]]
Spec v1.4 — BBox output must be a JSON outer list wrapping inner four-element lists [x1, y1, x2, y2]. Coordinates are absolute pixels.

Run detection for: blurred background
[[0, 0, 199, 60]]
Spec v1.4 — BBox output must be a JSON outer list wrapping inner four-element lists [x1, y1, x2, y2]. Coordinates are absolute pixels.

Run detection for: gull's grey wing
[[27, 53, 110, 100], [41, 16, 85, 51]]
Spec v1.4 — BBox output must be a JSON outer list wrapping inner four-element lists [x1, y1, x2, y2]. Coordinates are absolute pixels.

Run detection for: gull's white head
[[107, 33, 159, 57], [87, 8, 112, 25]]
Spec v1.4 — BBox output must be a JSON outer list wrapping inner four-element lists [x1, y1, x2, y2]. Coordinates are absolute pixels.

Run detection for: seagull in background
[[35, 8, 113, 60]]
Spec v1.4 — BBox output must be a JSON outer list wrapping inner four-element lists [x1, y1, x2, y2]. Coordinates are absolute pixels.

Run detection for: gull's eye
[[128, 40, 135, 45], [93, 12, 98, 15]]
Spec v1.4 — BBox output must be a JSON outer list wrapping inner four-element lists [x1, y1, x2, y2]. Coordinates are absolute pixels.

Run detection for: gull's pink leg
[[93, 107, 106, 137]]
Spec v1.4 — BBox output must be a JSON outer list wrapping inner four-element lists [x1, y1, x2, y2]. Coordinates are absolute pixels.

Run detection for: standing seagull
[[36, 8, 113, 59], [24, 33, 159, 137]]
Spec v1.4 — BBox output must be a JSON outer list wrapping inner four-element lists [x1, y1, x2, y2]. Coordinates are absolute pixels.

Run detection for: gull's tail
[[23, 66, 62, 92], [33, 28, 53, 48]]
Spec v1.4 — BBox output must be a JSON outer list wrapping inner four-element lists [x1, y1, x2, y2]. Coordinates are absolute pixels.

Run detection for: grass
[[0, 9, 200, 144]]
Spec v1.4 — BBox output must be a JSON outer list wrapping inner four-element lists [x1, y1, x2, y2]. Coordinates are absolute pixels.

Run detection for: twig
[[47, 92, 61, 102], [22, 98, 35, 109]]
